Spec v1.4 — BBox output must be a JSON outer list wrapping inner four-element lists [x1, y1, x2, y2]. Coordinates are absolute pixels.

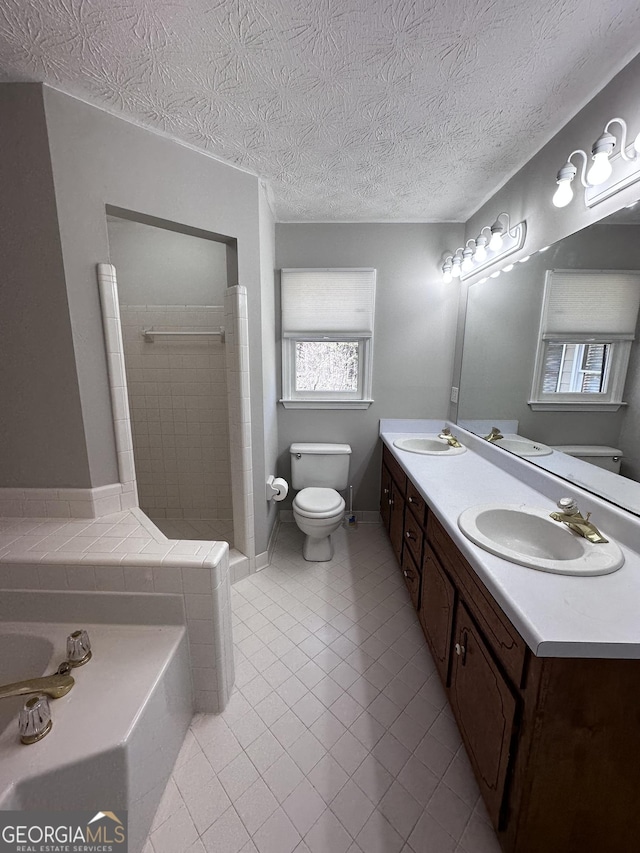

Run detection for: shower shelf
[[142, 327, 225, 343]]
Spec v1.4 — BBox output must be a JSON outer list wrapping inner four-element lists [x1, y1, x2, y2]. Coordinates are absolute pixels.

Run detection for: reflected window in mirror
[[529, 270, 640, 411]]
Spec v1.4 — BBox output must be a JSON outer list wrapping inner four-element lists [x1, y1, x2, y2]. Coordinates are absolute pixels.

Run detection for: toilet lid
[[294, 487, 344, 515]]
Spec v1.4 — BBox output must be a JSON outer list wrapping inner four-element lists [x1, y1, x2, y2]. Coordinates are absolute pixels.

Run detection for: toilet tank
[[552, 445, 623, 474], [290, 443, 352, 489]]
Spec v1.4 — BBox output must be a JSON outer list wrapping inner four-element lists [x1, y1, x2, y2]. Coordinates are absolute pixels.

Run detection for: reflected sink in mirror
[[393, 436, 467, 456], [458, 504, 624, 575], [493, 435, 553, 458]]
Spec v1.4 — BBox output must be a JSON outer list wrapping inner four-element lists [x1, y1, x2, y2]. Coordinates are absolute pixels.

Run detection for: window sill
[[528, 401, 627, 412], [280, 399, 374, 410]]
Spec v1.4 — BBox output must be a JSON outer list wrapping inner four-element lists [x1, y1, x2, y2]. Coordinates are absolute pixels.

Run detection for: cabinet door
[[419, 544, 455, 686], [389, 480, 405, 563], [449, 602, 518, 829], [380, 464, 392, 531]]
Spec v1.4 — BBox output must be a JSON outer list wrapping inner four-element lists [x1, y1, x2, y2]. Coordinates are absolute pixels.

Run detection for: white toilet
[[290, 443, 352, 562], [552, 445, 623, 473]]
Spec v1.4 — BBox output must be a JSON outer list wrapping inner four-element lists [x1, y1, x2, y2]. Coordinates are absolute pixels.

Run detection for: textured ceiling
[[1, 0, 640, 222]]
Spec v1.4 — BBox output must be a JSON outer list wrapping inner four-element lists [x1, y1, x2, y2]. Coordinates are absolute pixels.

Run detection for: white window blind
[[542, 270, 640, 338], [281, 268, 376, 337]]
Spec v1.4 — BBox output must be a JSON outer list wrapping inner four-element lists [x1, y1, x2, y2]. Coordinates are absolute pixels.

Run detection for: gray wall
[[0, 83, 277, 553], [258, 187, 279, 537], [0, 84, 90, 487], [459, 224, 640, 446], [452, 52, 640, 417], [275, 223, 464, 511], [107, 218, 228, 306]]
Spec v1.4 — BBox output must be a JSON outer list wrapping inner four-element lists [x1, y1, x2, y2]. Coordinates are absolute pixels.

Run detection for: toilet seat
[[293, 487, 344, 519]]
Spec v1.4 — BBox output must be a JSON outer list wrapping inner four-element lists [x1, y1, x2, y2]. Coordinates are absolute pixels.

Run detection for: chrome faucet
[[483, 426, 504, 443], [549, 497, 609, 544], [438, 427, 463, 448]]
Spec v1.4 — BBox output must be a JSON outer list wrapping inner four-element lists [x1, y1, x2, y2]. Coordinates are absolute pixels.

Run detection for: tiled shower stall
[[119, 303, 233, 542]]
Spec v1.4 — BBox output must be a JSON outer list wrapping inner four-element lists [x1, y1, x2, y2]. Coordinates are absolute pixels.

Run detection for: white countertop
[[380, 419, 640, 659]]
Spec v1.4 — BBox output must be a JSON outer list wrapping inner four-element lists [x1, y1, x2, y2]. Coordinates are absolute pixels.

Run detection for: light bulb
[[488, 230, 503, 251], [503, 264, 514, 272], [451, 256, 462, 278], [539, 246, 550, 252], [634, 131, 640, 155], [442, 268, 452, 284], [552, 179, 574, 208], [587, 151, 613, 186], [518, 255, 530, 263], [490, 270, 501, 278], [461, 248, 473, 273], [474, 240, 487, 262]]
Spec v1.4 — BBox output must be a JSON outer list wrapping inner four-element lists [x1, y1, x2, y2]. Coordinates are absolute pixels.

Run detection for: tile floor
[[144, 522, 502, 853]]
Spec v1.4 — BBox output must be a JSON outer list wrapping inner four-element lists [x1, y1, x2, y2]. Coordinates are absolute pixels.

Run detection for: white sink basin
[[493, 435, 553, 457], [458, 504, 624, 575], [393, 436, 466, 456]]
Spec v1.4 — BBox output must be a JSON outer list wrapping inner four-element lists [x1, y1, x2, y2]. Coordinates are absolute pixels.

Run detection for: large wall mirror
[[457, 206, 640, 515]]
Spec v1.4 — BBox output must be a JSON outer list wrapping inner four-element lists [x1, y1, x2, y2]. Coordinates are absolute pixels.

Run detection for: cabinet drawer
[[403, 510, 424, 567], [401, 547, 421, 610], [383, 444, 407, 495], [428, 514, 528, 688], [406, 480, 427, 528]]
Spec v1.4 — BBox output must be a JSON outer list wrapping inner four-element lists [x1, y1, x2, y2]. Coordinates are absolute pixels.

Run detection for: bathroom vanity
[[379, 422, 640, 853]]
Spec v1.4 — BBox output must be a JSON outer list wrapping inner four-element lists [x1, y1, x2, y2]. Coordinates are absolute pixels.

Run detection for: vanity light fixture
[[440, 213, 527, 282], [553, 117, 640, 208]]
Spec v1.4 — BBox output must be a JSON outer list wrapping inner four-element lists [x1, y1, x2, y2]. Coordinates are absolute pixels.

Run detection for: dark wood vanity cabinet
[[380, 444, 640, 853]]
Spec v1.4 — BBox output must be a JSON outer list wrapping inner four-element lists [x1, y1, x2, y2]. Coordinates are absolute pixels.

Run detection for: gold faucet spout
[[438, 427, 463, 448], [484, 427, 504, 443], [549, 498, 609, 544], [0, 673, 75, 701]]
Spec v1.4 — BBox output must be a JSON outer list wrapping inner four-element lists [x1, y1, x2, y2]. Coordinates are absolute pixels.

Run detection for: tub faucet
[[483, 426, 504, 443], [0, 667, 74, 702], [438, 427, 463, 448], [549, 497, 609, 544]]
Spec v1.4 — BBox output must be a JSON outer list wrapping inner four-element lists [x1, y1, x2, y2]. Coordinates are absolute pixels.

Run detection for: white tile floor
[[144, 522, 502, 853]]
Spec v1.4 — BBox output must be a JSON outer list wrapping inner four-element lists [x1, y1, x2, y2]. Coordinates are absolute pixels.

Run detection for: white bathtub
[[0, 592, 193, 853]]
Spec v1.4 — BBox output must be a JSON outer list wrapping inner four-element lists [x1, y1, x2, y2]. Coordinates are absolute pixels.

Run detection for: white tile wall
[[119, 304, 232, 530], [0, 510, 235, 713]]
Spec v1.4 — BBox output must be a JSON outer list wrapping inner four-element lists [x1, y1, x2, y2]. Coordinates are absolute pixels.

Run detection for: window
[[280, 268, 376, 409], [530, 270, 640, 411]]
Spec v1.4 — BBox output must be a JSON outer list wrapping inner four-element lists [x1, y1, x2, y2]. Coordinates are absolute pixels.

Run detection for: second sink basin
[[458, 504, 624, 575], [393, 436, 466, 456], [493, 435, 553, 457]]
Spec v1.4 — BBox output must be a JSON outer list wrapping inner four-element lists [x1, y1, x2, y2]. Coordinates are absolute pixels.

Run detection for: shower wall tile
[[120, 305, 232, 525]]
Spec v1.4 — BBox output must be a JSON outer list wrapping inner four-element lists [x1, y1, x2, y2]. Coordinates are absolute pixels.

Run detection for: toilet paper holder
[[266, 476, 289, 501]]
